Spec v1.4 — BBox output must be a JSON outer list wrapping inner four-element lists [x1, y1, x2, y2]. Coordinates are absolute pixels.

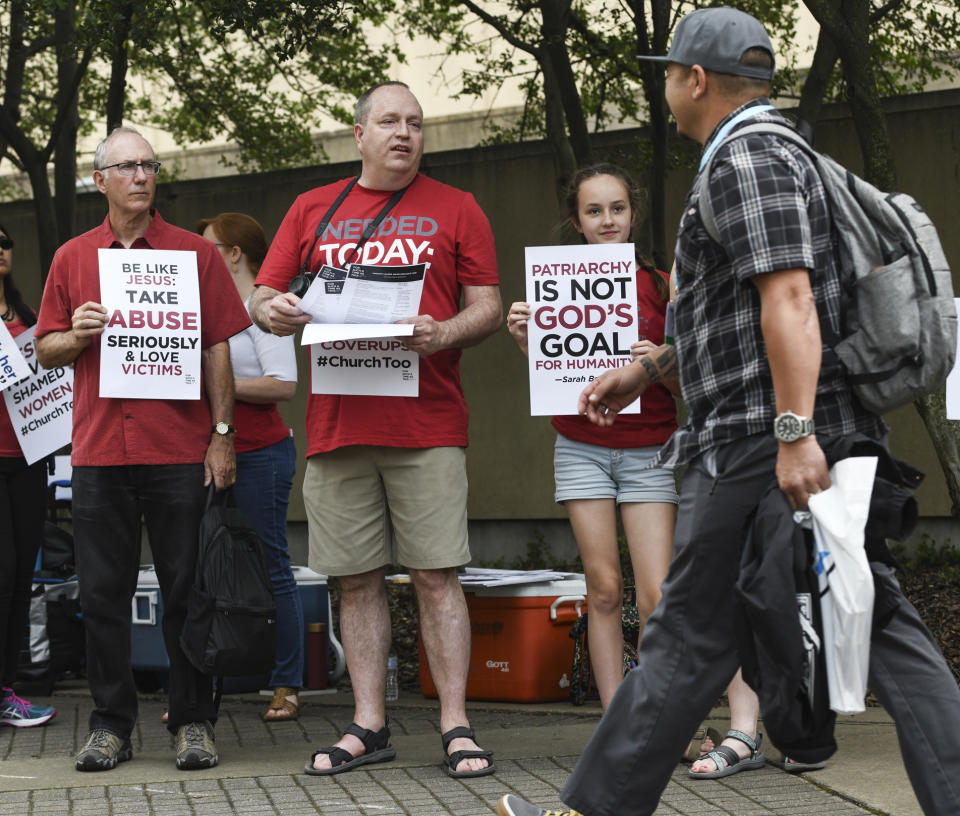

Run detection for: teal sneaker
[[0, 688, 56, 728]]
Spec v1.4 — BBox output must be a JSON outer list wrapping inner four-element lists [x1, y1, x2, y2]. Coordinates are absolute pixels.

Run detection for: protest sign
[[98, 248, 201, 399], [525, 243, 641, 416], [946, 298, 960, 419], [0, 319, 32, 392], [2, 327, 73, 464], [310, 338, 419, 397]]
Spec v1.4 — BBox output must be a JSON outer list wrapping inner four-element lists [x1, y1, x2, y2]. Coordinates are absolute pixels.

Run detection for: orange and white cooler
[[419, 575, 587, 702]]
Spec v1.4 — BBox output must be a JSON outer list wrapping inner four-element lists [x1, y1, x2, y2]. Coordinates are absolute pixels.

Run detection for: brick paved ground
[[0, 691, 886, 816]]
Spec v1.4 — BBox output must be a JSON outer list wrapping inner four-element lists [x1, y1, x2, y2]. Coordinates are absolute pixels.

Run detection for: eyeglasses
[[0, 237, 12, 250], [98, 161, 162, 176]]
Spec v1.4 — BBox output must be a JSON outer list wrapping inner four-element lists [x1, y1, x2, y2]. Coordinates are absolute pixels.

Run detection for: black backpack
[[40, 521, 75, 577], [180, 487, 277, 687]]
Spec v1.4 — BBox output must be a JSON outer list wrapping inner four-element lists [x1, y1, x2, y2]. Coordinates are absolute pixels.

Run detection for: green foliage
[[0, 0, 404, 186], [110, 1, 403, 172], [807, 1, 960, 102], [396, 1, 806, 148], [511, 529, 557, 571], [891, 534, 960, 572], [474, 529, 583, 572]]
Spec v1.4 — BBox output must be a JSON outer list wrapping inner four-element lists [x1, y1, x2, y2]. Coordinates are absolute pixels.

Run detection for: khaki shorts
[[303, 446, 470, 576]]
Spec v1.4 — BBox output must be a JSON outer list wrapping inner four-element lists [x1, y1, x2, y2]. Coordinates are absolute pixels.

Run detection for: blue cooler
[[130, 566, 168, 671], [131, 565, 341, 688]]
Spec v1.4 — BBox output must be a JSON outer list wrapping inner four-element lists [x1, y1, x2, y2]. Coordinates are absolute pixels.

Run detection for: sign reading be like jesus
[[98, 248, 202, 400]]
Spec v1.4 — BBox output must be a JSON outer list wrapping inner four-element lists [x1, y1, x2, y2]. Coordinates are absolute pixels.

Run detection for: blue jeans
[[234, 435, 303, 689]]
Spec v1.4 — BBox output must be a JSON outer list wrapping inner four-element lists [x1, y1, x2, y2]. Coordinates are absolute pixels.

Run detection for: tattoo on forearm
[[640, 355, 660, 383], [639, 345, 677, 384]]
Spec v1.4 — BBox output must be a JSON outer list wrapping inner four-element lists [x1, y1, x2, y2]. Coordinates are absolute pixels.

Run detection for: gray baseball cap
[[637, 6, 775, 81]]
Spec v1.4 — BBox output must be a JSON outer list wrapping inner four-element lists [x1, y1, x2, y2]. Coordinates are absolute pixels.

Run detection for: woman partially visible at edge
[[0, 223, 56, 728], [507, 164, 679, 710], [198, 212, 303, 722]]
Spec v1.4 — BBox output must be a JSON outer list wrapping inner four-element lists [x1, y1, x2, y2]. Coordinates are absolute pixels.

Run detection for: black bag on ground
[[18, 578, 85, 693], [40, 520, 75, 577], [180, 486, 277, 678]]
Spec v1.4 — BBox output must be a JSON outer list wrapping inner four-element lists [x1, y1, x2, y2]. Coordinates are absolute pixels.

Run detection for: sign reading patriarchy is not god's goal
[[524, 242, 641, 416]]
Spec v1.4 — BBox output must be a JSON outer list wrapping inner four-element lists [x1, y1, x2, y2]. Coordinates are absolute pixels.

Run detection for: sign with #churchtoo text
[[525, 243, 641, 416], [0, 318, 32, 392], [98, 248, 202, 400], [2, 327, 74, 464]]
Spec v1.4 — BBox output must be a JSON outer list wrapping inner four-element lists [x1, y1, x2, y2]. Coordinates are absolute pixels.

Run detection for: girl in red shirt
[[508, 165, 678, 709]]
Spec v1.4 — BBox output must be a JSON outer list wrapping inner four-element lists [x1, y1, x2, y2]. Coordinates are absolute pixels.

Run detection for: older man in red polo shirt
[[35, 126, 250, 773]]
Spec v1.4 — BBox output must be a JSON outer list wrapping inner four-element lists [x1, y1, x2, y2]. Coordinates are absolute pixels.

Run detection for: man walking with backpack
[[498, 7, 960, 816]]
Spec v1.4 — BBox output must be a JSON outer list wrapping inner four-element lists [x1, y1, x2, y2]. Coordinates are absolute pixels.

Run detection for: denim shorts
[[553, 434, 679, 505]]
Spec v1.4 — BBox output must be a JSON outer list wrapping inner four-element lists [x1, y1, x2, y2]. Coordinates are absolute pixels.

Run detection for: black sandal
[[304, 720, 396, 775], [441, 726, 495, 778]]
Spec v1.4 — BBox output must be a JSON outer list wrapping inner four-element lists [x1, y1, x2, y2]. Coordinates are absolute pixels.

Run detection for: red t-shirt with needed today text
[[256, 173, 500, 457]]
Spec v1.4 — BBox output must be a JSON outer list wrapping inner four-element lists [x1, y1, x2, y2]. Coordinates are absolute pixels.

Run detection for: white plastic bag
[[808, 456, 877, 715]]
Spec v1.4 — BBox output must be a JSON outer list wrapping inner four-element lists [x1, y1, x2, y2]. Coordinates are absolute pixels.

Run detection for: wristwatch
[[211, 421, 236, 437], [773, 411, 814, 443]]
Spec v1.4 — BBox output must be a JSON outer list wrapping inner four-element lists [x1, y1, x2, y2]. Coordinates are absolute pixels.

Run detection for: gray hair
[[93, 126, 155, 171], [354, 81, 414, 125]]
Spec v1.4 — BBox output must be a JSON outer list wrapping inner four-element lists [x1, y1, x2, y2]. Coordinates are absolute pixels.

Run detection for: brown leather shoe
[[263, 687, 299, 722]]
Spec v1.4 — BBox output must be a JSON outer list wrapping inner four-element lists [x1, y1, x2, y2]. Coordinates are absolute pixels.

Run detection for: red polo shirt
[[35, 212, 251, 467]]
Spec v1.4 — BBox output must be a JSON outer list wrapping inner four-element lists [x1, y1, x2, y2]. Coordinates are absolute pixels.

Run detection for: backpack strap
[[695, 122, 848, 350], [697, 121, 816, 245]]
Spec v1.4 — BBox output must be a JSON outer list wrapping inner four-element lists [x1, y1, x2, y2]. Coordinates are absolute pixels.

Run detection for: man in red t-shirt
[[35, 127, 250, 774], [251, 81, 502, 778]]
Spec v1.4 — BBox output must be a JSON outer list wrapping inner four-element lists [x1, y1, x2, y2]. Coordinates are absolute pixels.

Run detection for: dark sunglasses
[[0, 236, 13, 250]]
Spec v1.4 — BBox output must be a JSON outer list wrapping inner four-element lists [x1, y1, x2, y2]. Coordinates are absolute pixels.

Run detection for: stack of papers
[[461, 567, 580, 588], [386, 568, 580, 588]]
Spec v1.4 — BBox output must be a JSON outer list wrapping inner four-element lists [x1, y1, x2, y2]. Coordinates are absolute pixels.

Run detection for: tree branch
[[458, 0, 540, 57]]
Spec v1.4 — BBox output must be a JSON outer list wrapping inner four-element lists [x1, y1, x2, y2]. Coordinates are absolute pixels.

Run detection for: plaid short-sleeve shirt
[[657, 100, 884, 468]]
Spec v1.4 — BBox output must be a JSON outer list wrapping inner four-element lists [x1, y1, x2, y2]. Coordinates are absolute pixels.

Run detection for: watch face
[[775, 414, 801, 442], [215, 421, 229, 435]]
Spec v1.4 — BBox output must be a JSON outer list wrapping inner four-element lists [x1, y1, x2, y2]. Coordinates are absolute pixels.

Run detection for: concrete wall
[[6, 88, 960, 562]]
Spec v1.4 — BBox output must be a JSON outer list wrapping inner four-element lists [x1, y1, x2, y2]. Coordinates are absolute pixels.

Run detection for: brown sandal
[[263, 687, 300, 722]]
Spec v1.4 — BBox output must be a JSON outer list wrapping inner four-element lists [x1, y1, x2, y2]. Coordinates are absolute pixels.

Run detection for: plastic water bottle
[[385, 653, 399, 701]]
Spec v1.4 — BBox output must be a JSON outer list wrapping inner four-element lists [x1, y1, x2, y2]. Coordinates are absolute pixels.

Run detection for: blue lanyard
[[698, 104, 774, 171]]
